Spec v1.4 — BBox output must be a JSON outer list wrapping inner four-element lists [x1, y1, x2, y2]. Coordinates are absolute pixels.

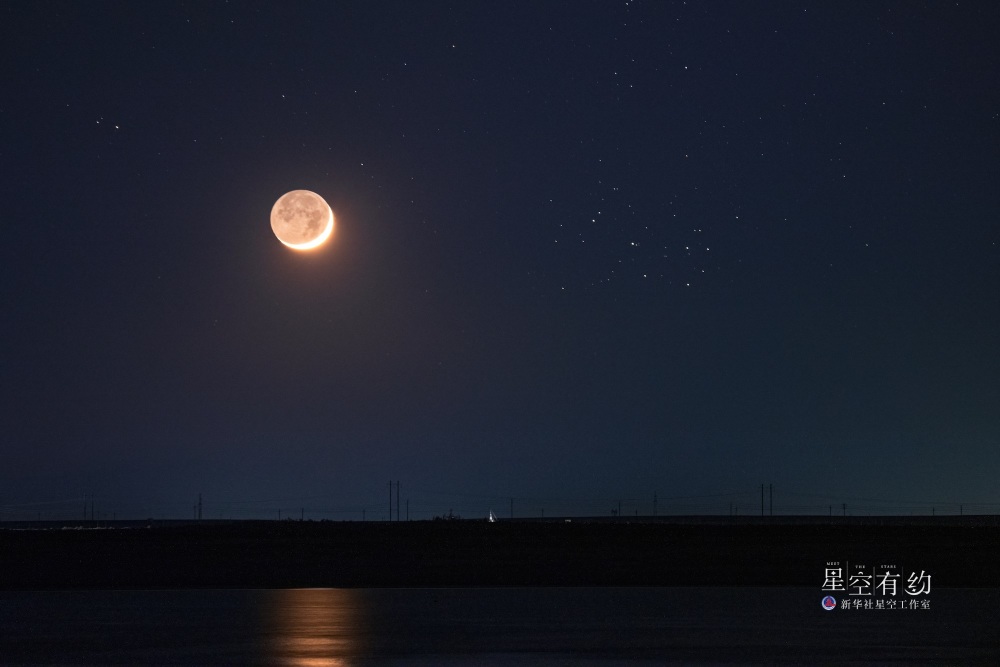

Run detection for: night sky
[[3, 1, 998, 521]]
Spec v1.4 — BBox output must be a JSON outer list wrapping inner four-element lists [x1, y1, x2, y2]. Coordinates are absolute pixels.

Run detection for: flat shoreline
[[2, 518, 996, 589]]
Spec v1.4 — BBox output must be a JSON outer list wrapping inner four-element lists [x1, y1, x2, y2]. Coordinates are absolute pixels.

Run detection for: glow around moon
[[270, 190, 334, 250]]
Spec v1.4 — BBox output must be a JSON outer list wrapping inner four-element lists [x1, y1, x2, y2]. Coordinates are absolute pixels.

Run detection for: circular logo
[[821, 595, 837, 611]]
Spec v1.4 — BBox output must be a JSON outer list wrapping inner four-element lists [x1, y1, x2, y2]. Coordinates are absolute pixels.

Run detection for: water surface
[[1, 587, 996, 665]]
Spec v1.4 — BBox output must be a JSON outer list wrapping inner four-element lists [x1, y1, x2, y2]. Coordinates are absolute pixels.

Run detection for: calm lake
[[1, 587, 997, 665]]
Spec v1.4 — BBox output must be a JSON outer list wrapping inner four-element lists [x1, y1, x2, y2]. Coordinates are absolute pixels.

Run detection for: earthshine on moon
[[270, 190, 334, 250]]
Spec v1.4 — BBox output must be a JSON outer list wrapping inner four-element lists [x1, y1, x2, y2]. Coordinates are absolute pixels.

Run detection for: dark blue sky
[[2, 1, 998, 520]]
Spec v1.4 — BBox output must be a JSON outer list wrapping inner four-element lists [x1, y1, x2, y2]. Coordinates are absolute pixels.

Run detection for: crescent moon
[[270, 190, 335, 251]]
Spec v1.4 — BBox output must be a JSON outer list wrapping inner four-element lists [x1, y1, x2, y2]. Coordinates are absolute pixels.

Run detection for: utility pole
[[842, 503, 847, 517], [198, 493, 202, 521], [769, 483, 773, 517], [396, 481, 401, 522]]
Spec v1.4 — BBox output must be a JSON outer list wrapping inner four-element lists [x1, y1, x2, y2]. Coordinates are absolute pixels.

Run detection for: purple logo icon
[[822, 595, 837, 611]]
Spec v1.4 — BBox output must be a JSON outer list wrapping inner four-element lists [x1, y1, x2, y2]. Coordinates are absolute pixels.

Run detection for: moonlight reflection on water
[[266, 588, 367, 666]]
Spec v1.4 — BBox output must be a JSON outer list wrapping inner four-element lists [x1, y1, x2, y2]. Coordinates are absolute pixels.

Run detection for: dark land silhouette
[[2, 516, 997, 589]]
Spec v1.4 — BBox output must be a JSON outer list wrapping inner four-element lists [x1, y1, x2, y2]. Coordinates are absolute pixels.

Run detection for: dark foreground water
[[1, 587, 997, 665]]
